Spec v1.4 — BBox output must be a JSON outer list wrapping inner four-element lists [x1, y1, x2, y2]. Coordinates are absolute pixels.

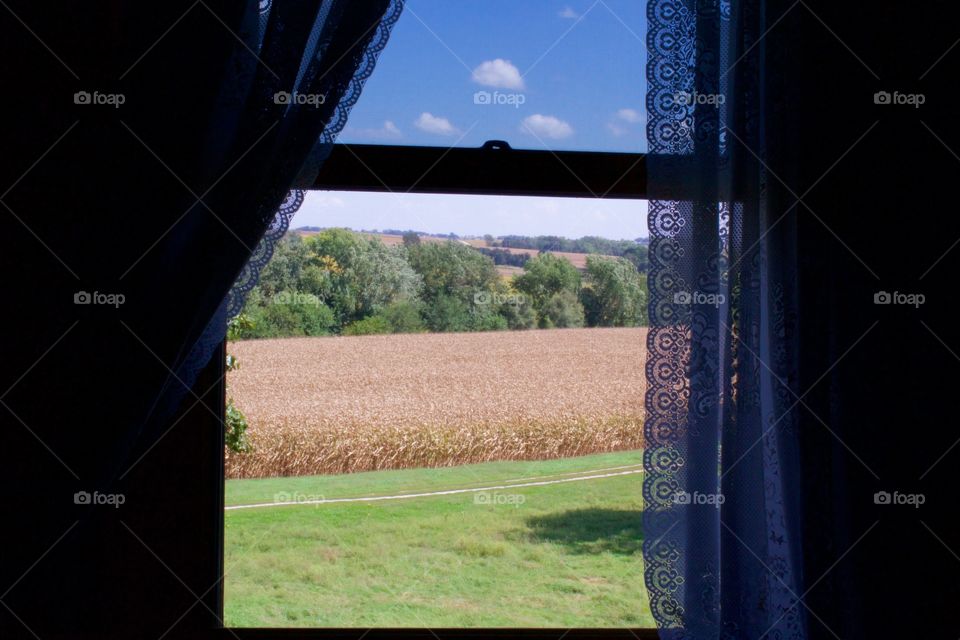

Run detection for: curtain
[[643, 0, 806, 637], [0, 0, 403, 630], [165, 0, 406, 424]]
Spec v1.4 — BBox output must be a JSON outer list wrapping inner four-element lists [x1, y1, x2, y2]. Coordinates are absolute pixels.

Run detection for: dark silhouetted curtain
[[0, 0, 402, 632]]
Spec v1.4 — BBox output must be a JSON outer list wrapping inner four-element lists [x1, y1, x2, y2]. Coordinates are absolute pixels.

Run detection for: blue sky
[[340, 0, 647, 152], [293, 2, 648, 240]]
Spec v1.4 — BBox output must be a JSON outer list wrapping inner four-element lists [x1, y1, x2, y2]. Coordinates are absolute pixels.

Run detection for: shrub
[[343, 315, 392, 336], [379, 300, 426, 333], [540, 290, 585, 328]]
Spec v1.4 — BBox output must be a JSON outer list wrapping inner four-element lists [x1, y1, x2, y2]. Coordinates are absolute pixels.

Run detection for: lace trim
[[164, 0, 406, 426]]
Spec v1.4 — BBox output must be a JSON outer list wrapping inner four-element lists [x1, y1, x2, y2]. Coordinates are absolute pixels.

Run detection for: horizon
[[292, 191, 649, 241]]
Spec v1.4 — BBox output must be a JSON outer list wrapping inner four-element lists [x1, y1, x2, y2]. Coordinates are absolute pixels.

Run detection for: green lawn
[[224, 450, 652, 627]]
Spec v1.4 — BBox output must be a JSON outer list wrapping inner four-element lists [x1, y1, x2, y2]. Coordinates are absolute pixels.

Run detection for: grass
[[224, 450, 652, 627]]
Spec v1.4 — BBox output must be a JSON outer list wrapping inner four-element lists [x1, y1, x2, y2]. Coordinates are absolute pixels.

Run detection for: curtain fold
[[160, 0, 406, 435], [643, 0, 806, 637], [0, 1, 403, 630]]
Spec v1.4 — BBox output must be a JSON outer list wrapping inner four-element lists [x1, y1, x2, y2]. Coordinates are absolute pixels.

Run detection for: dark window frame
[[220, 142, 654, 639]]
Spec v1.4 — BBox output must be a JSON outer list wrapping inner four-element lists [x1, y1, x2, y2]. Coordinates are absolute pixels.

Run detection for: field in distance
[[226, 327, 646, 479], [297, 229, 603, 276]]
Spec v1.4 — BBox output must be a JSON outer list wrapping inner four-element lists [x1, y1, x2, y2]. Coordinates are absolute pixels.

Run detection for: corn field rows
[[226, 328, 646, 478]]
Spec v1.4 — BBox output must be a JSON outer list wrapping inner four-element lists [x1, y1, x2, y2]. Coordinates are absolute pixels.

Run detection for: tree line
[[234, 229, 648, 339]]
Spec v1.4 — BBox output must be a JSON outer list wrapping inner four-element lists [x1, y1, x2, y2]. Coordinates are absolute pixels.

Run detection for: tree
[[305, 229, 422, 325], [406, 240, 500, 305], [378, 300, 426, 333], [582, 256, 648, 327], [513, 253, 581, 309], [540, 290, 585, 328]]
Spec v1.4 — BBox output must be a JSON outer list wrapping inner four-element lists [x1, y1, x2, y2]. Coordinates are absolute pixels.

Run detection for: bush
[[242, 294, 336, 338], [471, 308, 509, 332], [422, 294, 472, 332], [540, 290, 585, 328], [225, 399, 252, 453], [499, 299, 537, 330], [343, 315, 392, 336], [379, 300, 426, 333]]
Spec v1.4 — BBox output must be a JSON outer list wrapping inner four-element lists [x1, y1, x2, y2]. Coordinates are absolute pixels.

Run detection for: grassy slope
[[225, 451, 651, 627]]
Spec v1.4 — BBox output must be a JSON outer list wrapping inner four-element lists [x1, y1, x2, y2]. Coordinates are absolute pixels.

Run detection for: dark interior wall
[[797, 1, 960, 636], [0, 2, 238, 636]]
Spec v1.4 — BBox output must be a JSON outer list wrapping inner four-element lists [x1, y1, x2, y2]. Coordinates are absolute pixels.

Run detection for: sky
[[293, 1, 648, 240]]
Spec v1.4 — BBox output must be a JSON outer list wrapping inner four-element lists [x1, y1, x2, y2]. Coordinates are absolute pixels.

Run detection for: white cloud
[[348, 120, 402, 140], [471, 59, 525, 90], [559, 6, 580, 19], [312, 194, 346, 208], [521, 114, 574, 140], [607, 122, 628, 137], [616, 108, 643, 124], [415, 112, 461, 137]]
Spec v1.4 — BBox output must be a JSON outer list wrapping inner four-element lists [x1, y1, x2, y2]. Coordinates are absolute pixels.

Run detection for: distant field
[[226, 328, 646, 479], [297, 230, 603, 270]]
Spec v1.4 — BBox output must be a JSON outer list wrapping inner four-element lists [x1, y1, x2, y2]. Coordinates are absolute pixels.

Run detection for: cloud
[[607, 122, 629, 137], [521, 114, 574, 140], [608, 108, 644, 137], [312, 194, 346, 208], [415, 112, 461, 136], [349, 120, 402, 140], [471, 59, 525, 90], [559, 6, 580, 19]]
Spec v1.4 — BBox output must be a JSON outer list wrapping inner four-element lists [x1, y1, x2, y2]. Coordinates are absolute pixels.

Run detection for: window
[[222, 1, 651, 633]]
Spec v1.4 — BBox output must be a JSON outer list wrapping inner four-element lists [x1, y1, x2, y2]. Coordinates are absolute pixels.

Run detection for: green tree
[[406, 240, 517, 332], [540, 290, 586, 328], [306, 229, 422, 326], [582, 256, 648, 327], [513, 253, 582, 309], [378, 300, 426, 333]]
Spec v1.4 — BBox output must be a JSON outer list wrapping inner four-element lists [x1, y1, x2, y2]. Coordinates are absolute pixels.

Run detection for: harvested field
[[226, 327, 646, 478]]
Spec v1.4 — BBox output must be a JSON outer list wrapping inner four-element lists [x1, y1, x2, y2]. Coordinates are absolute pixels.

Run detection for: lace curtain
[[166, 0, 405, 417], [643, 0, 806, 637]]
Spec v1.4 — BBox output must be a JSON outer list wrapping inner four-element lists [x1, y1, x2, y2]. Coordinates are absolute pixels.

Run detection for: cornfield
[[225, 327, 646, 478]]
